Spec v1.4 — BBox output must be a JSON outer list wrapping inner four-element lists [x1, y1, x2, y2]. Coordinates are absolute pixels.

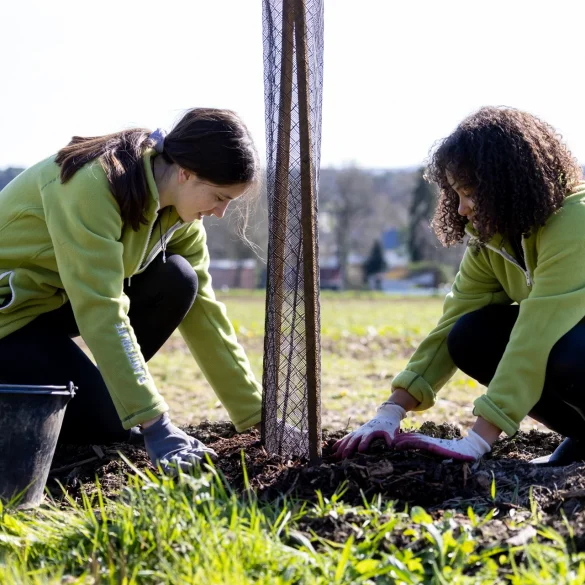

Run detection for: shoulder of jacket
[[529, 194, 585, 253], [67, 158, 109, 188], [542, 194, 585, 229], [41, 158, 112, 205]]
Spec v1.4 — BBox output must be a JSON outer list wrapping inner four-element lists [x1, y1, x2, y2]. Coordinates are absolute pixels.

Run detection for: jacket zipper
[[135, 220, 183, 275], [520, 239, 534, 287], [484, 242, 533, 287], [128, 204, 160, 286]]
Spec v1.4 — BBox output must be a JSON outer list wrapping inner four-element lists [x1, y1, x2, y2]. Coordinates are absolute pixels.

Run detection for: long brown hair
[[55, 108, 259, 231]]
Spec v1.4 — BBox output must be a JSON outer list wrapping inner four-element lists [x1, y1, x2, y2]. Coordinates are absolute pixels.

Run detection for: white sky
[[2, 0, 584, 170]]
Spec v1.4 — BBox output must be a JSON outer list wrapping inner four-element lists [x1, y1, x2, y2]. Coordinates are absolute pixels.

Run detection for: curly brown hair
[[426, 106, 583, 246]]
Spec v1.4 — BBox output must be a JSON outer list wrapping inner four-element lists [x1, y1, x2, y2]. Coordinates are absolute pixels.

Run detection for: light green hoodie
[[392, 186, 585, 436], [0, 149, 262, 431]]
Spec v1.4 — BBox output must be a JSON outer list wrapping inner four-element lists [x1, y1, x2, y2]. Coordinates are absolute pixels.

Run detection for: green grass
[[2, 465, 584, 584]]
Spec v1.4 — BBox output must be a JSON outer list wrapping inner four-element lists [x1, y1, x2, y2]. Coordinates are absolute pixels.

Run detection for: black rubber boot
[[531, 437, 585, 466], [526, 391, 585, 466]]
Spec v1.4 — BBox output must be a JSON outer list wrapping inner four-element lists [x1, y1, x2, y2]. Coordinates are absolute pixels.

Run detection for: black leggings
[[0, 254, 197, 445], [447, 304, 585, 439]]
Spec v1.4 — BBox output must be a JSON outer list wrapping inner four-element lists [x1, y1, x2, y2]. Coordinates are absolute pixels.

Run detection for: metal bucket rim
[[0, 383, 75, 397]]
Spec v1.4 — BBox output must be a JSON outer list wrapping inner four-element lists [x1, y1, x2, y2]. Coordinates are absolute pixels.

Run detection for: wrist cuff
[[467, 429, 492, 456], [378, 401, 407, 420], [140, 413, 168, 434]]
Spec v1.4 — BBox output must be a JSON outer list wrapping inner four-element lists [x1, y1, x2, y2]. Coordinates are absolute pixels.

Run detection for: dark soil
[[47, 421, 585, 549]]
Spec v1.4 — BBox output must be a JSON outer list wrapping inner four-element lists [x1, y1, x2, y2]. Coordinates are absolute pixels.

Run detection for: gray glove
[[141, 413, 217, 474]]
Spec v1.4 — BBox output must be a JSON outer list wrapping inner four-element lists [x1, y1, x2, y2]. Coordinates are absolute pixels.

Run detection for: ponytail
[[56, 130, 155, 231]]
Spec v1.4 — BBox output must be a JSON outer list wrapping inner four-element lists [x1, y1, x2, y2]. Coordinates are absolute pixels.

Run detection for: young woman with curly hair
[[333, 106, 585, 465]]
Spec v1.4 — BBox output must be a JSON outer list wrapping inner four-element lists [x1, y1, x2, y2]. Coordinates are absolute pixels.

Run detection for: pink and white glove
[[332, 402, 406, 459], [393, 429, 491, 462]]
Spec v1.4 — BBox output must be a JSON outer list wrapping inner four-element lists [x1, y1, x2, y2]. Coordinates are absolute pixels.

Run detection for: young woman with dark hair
[[333, 106, 585, 466], [0, 108, 262, 473]]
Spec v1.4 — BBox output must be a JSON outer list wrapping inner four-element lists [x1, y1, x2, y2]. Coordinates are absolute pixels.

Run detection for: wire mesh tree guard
[[261, 0, 324, 463]]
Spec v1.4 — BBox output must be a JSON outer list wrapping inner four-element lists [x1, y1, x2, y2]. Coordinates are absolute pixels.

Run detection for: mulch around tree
[[46, 421, 585, 550]]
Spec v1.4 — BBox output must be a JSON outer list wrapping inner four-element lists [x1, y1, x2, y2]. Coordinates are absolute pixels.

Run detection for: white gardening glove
[[393, 429, 491, 462], [332, 401, 406, 459]]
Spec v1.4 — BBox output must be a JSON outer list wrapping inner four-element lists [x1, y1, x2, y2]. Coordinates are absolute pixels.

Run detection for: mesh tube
[[261, 0, 324, 462]]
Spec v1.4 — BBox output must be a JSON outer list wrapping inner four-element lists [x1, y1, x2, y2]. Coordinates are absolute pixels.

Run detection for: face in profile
[[174, 169, 250, 223], [446, 169, 477, 228]]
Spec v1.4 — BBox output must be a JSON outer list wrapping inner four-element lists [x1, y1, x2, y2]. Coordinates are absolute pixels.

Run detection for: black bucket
[[0, 382, 75, 509]]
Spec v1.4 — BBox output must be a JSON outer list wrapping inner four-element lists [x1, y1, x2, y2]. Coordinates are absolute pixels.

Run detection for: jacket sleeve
[[167, 222, 262, 431], [474, 206, 585, 436], [42, 166, 168, 429], [391, 245, 511, 410]]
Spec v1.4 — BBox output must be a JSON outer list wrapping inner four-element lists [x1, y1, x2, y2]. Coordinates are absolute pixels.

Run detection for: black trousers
[[447, 304, 585, 439], [0, 254, 197, 444]]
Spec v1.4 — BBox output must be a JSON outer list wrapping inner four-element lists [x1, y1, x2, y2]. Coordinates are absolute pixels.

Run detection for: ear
[[177, 167, 192, 185]]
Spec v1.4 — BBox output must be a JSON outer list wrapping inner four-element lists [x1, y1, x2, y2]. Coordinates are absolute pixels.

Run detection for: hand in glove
[[141, 413, 217, 474], [393, 429, 491, 462], [332, 402, 406, 459]]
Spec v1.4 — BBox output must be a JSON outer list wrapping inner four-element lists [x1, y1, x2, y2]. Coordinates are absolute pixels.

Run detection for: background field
[[150, 291, 543, 434]]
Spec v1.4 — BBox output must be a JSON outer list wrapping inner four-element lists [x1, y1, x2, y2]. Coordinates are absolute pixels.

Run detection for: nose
[[213, 200, 230, 219], [458, 195, 471, 218]]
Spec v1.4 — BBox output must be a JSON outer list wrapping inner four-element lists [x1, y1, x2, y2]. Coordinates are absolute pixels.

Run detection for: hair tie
[[149, 128, 167, 154]]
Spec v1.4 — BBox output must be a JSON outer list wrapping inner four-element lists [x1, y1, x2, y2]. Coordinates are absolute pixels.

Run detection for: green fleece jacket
[[392, 185, 585, 436], [0, 149, 262, 431]]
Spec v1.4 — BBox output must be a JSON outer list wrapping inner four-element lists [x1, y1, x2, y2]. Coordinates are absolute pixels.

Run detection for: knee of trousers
[[158, 254, 199, 307], [446, 311, 485, 371], [447, 305, 518, 371], [546, 331, 585, 383]]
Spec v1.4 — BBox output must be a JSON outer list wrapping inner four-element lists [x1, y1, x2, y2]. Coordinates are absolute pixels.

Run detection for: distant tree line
[[317, 165, 464, 289], [1, 164, 464, 289]]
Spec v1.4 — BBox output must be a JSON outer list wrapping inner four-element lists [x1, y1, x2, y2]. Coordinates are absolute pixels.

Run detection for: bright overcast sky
[[2, 0, 584, 170]]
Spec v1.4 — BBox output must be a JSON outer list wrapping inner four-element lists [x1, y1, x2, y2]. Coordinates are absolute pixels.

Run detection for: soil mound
[[47, 422, 585, 546]]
